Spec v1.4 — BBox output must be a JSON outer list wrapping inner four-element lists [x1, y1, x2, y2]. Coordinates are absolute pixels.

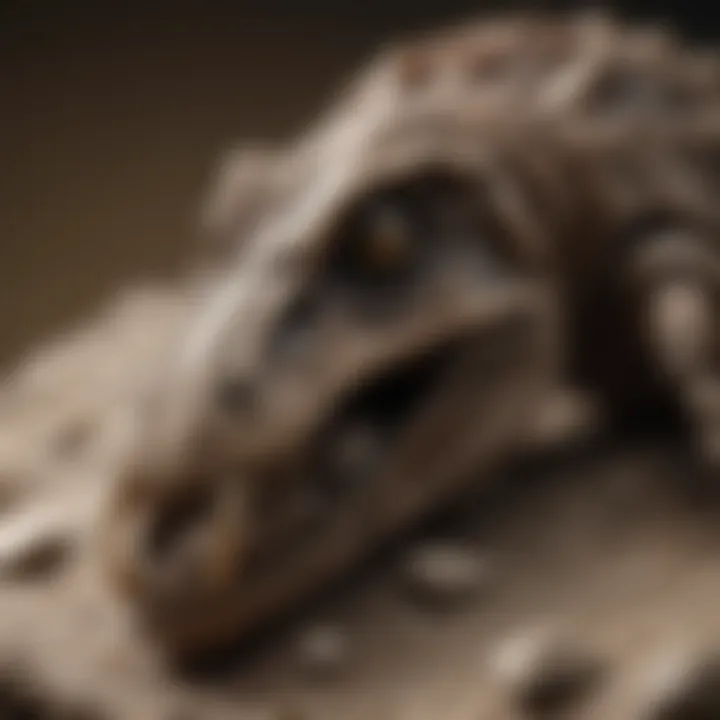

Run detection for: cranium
[[101, 13, 720, 656]]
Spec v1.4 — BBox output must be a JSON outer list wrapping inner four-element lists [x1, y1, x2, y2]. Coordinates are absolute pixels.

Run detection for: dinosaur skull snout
[[102, 285, 556, 656], [101, 147, 560, 653]]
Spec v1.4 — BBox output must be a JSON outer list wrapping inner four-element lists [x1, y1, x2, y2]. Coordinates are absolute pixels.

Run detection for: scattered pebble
[[295, 623, 348, 680], [0, 508, 73, 581], [641, 650, 720, 720], [492, 627, 606, 716], [400, 542, 492, 609]]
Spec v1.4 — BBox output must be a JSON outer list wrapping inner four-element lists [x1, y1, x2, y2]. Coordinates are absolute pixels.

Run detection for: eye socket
[[329, 170, 493, 295], [356, 204, 417, 277], [333, 193, 429, 290]]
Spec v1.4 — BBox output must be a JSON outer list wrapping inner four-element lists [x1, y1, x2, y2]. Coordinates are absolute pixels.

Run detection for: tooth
[[646, 280, 713, 378], [294, 622, 349, 680], [400, 542, 493, 608], [526, 389, 601, 451]]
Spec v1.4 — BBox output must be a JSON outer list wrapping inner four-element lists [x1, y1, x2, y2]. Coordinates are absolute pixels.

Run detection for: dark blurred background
[[1, 0, 718, 368]]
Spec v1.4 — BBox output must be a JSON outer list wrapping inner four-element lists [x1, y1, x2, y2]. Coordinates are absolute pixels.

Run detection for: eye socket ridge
[[325, 168, 516, 305]]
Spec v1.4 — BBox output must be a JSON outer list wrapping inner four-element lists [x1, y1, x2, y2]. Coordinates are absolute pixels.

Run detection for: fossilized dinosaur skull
[[100, 13, 720, 655]]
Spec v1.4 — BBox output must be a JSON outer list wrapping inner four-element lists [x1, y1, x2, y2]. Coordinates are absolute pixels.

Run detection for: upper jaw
[[103, 281, 557, 657]]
